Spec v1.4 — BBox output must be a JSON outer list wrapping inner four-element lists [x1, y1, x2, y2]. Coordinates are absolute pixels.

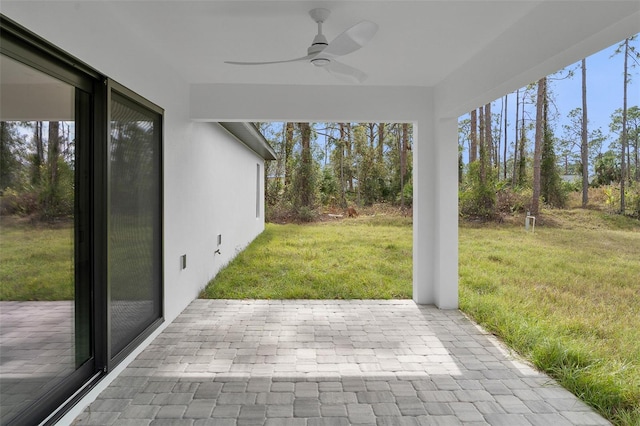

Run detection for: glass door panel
[[0, 54, 91, 424], [109, 90, 162, 359]]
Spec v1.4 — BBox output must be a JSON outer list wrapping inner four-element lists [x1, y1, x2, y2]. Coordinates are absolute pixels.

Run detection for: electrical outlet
[[217, 234, 222, 246], [180, 254, 187, 270]]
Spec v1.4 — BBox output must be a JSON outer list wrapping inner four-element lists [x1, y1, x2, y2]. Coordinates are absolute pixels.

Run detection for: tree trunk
[[470, 109, 477, 163], [479, 107, 486, 184], [581, 58, 589, 207], [284, 122, 294, 189], [400, 123, 409, 208], [378, 123, 385, 162], [298, 122, 312, 208], [621, 38, 628, 213], [503, 94, 508, 181], [532, 78, 545, 216], [31, 121, 44, 185], [635, 133, 639, 182], [48, 121, 60, 196], [347, 123, 354, 191], [484, 102, 492, 170], [368, 123, 376, 149], [339, 123, 347, 207], [518, 95, 527, 187], [512, 90, 519, 186]]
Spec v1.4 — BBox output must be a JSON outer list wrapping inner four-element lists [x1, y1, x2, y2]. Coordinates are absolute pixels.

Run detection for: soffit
[[1, 1, 638, 116]]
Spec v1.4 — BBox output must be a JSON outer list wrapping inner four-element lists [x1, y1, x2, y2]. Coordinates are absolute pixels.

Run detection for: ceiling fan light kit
[[224, 8, 377, 83], [311, 58, 330, 67]]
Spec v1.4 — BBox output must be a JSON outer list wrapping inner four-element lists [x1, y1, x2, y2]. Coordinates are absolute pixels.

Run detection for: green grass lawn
[[0, 219, 74, 300], [202, 210, 640, 425], [2, 210, 638, 424], [201, 215, 413, 299], [459, 210, 640, 425]]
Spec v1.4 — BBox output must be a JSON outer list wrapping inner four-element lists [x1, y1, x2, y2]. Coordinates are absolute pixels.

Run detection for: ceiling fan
[[225, 8, 378, 83]]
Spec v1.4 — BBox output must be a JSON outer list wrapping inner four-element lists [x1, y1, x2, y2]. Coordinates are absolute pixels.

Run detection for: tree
[[284, 122, 295, 190], [531, 78, 545, 216], [540, 89, 564, 208], [478, 107, 486, 183], [257, 122, 284, 207], [470, 109, 478, 162], [484, 102, 493, 171], [620, 38, 629, 213], [512, 89, 520, 186], [45, 121, 61, 211], [400, 123, 411, 208], [517, 87, 531, 187], [460, 105, 496, 219], [594, 150, 621, 185], [0, 122, 24, 191], [294, 122, 314, 209], [611, 106, 640, 182], [613, 35, 639, 212], [503, 94, 509, 180], [581, 58, 589, 207], [32, 121, 44, 186]]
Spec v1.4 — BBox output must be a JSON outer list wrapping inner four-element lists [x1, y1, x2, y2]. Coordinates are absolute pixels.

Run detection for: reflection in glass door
[[0, 54, 92, 424], [108, 87, 163, 362]]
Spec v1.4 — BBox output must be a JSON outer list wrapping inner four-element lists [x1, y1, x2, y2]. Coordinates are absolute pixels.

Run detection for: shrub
[[0, 188, 39, 216], [295, 205, 317, 222], [496, 187, 531, 214], [459, 162, 496, 220], [398, 182, 413, 207]]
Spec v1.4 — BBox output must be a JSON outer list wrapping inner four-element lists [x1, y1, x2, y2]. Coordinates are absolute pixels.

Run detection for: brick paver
[[74, 300, 611, 425]]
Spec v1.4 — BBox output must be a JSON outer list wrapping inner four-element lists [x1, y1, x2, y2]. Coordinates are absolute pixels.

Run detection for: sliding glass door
[[0, 53, 94, 425], [0, 17, 163, 425], [108, 85, 163, 363]]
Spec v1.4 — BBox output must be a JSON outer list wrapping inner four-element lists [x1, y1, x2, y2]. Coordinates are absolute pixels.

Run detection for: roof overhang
[[219, 122, 277, 161]]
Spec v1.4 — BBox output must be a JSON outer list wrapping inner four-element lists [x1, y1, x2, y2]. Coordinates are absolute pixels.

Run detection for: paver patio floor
[[74, 300, 610, 425]]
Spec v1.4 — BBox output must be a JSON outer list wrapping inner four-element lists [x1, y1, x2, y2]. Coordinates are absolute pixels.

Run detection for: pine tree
[[581, 58, 589, 207], [531, 78, 545, 216]]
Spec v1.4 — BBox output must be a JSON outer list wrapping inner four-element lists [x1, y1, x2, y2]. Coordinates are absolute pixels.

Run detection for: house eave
[[219, 122, 276, 161]]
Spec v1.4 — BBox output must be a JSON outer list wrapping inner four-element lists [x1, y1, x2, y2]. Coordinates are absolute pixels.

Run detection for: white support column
[[412, 116, 459, 309], [412, 117, 435, 305], [434, 117, 459, 309]]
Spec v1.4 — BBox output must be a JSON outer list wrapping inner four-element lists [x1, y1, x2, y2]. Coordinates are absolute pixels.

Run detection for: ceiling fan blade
[[325, 60, 367, 83], [225, 54, 316, 66], [322, 21, 378, 57]]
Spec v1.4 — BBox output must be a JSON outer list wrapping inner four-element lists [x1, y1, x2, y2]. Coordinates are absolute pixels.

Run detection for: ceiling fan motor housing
[[309, 8, 331, 23], [308, 8, 330, 62]]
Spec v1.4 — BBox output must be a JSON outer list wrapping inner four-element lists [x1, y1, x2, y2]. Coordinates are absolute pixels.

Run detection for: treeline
[[259, 122, 413, 222], [0, 121, 75, 220], [459, 36, 640, 219], [0, 119, 154, 221]]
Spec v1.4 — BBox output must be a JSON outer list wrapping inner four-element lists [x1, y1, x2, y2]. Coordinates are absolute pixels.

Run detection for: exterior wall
[[169, 122, 266, 320], [0, 7, 267, 322], [0, 11, 268, 422]]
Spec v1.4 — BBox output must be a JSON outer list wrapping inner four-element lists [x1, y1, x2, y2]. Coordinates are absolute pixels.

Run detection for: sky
[[552, 38, 639, 139], [460, 35, 639, 164]]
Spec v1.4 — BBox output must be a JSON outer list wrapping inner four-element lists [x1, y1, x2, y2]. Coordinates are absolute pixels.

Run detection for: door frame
[[0, 15, 164, 425]]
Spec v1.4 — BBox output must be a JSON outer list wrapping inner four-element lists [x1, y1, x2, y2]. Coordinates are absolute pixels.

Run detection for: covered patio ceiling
[[2, 1, 639, 118]]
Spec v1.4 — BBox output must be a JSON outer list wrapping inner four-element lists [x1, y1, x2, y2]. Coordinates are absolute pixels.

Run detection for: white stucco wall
[[168, 121, 266, 320], [1, 11, 269, 422]]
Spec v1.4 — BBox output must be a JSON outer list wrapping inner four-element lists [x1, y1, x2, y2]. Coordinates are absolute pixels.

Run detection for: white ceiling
[[103, 0, 540, 87], [2, 1, 639, 116]]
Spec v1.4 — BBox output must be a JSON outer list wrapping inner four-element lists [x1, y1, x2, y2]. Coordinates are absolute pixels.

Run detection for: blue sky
[[460, 35, 639, 163], [552, 38, 639, 140]]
